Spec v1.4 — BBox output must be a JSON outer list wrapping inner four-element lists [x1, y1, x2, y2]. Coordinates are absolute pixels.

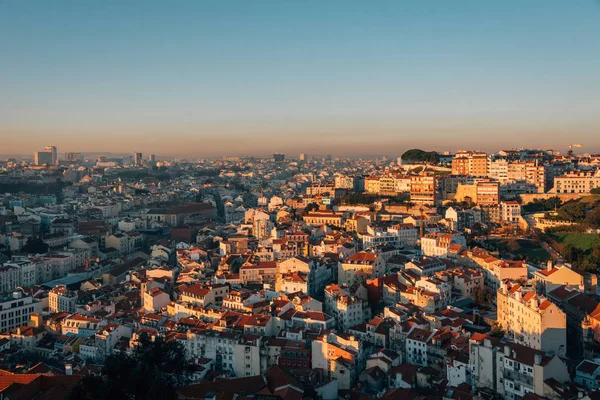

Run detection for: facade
[[451, 151, 488, 176], [48, 284, 77, 313], [497, 281, 566, 356], [0, 293, 43, 332], [338, 252, 385, 285], [410, 174, 438, 206], [500, 201, 521, 223], [553, 170, 600, 194], [34, 151, 53, 166]]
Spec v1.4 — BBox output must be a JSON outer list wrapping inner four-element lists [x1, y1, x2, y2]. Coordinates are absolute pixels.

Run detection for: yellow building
[[497, 280, 566, 356]]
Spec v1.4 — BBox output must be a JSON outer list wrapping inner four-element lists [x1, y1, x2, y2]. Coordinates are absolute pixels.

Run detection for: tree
[[557, 201, 587, 221], [506, 239, 521, 253], [472, 286, 494, 306], [591, 187, 600, 195], [70, 334, 190, 400], [305, 202, 320, 213], [401, 149, 440, 164], [21, 238, 49, 254], [585, 206, 600, 228]]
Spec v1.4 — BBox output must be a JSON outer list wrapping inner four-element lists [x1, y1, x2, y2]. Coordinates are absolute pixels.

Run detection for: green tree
[[585, 206, 600, 228], [69, 334, 190, 400], [21, 238, 49, 254], [591, 187, 600, 195], [305, 202, 320, 212], [401, 149, 440, 164], [557, 201, 587, 221]]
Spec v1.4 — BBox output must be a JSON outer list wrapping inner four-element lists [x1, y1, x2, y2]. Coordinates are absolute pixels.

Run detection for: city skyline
[[1, 0, 600, 156]]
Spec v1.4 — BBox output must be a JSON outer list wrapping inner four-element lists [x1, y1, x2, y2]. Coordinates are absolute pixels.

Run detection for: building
[[273, 153, 285, 162], [533, 263, 597, 296], [420, 233, 466, 258], [62, 314, 102, 337], [451, 151, 488, 176], [469, 334, 570, 399], [240, 261, 277, 285], [547, 285, 600, 359], [501, 201, 522, 223], [325, 284, 370, 331], [303, 210, 344, 227], [143, 287, 170, 311], [507, 161, 548, 193], [34, 151, 53, 166], [0, 292, 43, 332], [44, 146, 58, 165], [455, 180, 499, 205], [48, 284, 77, 313], [410, 174, 438, 206], [497, 280, 566, 356], [553, 170, 600, 194], [65, 152, 83, 162], [133, 152, 143, 166], [312, 332, 363, 390], [338, 252, 385, 285]]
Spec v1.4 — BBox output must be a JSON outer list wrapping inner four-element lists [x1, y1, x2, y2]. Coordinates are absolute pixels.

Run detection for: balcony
[[503, 369, 533, 387]]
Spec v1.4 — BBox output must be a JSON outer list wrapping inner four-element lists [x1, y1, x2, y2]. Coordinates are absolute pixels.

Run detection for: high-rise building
[[299, 153, 306, 161], [149, 154, 156, 165], [134, 152, 143, 166], [273, 153, 285, 162], [65, 152, 83, 162], [34, 151, 53, 166], [44, 146, 57, 165]]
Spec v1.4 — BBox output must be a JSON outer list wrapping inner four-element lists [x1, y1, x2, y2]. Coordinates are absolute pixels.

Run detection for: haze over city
[[1, 0, 600, 157]]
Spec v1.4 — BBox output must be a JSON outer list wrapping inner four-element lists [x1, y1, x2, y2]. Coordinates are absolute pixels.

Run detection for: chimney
[[512, 350, 517, 359], [65, 364, 73, 375], [534, 354, 542, 365], [504, 345, 510, 356], [547, 259, 553, 271]]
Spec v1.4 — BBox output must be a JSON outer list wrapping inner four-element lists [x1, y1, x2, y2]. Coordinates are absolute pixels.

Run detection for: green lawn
[[552, 233, 600, 251]]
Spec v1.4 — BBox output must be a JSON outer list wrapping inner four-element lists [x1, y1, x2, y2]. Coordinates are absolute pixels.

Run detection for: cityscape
[[2, 1, 600, 400]]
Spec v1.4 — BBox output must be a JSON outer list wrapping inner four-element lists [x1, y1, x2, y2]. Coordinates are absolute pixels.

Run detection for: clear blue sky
[[1, 0, 599, 157]]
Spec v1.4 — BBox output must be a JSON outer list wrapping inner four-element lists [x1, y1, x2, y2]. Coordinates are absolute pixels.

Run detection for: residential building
[[497, 281, 566, 356], [48, 285, 77, 313]]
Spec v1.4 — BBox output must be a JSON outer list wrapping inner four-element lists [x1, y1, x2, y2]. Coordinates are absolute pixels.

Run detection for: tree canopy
[[400, 149, 439, 164], [70, 334, 190, 400]]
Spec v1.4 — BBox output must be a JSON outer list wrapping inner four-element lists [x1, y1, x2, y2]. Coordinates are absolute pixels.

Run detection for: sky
[[1, 0, 599, 158]]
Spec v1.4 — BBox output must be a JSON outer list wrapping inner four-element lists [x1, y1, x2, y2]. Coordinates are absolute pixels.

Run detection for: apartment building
[[324, 284, 371, 332], [338, 252, 385, 285], [455, 180, 499, 205], [239, 261, 277, 285], [62, 314, 103, 337], [0, 293, 43, 332], [410, 174, 438, 206], [312, 332, 364, 390], [508, 162, 548, 193], [405, 256, 447, 277], [420, 233, 466, 258], [497, 281, 566, 356], [303, 210, 344, 227], [451, 151, 488, 176], [553, 170, 600, 194], [469, 334, 570, 399], [500, 201, 522, 223], [48, 284, 77, 313]]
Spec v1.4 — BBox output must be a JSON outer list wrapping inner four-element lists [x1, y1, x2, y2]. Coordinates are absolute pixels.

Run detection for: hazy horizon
[[1, 1, 599, 157]]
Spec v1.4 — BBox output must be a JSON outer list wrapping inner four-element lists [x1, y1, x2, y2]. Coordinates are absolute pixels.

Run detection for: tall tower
[[44, 146, 57, 165], [134, 152, 143, 166]]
